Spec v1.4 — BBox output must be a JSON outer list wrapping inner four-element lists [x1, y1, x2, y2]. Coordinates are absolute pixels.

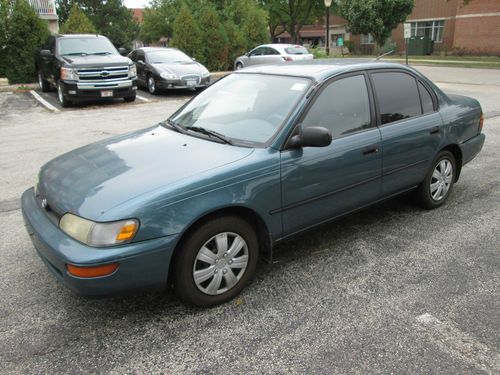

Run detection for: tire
[[147, 74, 158, 95], [415, 150, 456, 209], [57, 81, 71, 108], [124, 94, 136, 102], [38, 70, 50, 92], [173, 215, 259, 307], [235, 62, 243, 70]]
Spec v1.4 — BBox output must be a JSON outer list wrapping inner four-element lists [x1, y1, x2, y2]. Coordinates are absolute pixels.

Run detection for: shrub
[[2, 0, 50, 84], [60, 4, 96, 34], [198, 5, 229, 71], [171, 5, 202, 61]]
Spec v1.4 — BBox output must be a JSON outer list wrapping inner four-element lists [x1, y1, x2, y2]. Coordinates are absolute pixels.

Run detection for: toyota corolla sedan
[[234, 44, 313, 70], [128, 47, 210, 94], [22, 61, 485, 307]]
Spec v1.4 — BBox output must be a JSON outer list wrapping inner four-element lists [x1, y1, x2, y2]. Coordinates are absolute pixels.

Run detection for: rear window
[[284, 46, 309, 55]]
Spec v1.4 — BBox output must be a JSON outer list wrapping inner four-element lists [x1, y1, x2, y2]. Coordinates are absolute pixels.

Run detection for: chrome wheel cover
[[430, 158, 453, 201], [193, 232, 249, 296], [148, 77, 155, 93], [57, 83, 64, 103], [38, 72, 43, 89]]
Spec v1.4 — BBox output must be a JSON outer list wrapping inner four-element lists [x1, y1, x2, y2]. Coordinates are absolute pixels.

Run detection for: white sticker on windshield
[[290, 83, 306, 91]]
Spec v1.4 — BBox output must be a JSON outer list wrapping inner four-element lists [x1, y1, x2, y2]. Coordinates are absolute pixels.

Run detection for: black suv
[[36, 34, 138, 107]]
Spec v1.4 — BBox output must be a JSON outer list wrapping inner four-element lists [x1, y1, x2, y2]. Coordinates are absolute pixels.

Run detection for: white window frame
[[410, 20, 444, 43], [361, 34, 375, 45]]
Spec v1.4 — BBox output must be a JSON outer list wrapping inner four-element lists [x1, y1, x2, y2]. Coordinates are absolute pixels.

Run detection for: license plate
[[186, 80, 197, 87], [101, 90, 113, 97]]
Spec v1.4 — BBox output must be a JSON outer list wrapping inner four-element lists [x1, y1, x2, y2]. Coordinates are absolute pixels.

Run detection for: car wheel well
[[167, 206, 271, 286], [441, 144, 462, 181]]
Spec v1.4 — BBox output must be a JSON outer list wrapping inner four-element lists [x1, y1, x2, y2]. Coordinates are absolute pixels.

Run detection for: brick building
[[277, 0, 500, 56]]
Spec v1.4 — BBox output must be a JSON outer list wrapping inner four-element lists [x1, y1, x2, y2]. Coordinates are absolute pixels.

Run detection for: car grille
[[181, 74, 201, 84], [77, 66, 129, 82]]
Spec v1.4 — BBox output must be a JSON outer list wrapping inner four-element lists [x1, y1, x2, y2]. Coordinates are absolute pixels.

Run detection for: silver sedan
[[234, 44, 313, 70]]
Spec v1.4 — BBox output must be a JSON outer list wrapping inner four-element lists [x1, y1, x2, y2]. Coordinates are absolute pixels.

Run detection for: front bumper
[[21, 188, 177, 297], [60, 78, 138, 101], [460, 132, 485, 165], [156, 76, 210, 90]]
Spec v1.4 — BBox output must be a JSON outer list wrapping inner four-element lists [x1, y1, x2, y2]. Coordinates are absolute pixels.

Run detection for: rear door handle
[[363, 145, 379, 155], [429, 127, 440, 135]]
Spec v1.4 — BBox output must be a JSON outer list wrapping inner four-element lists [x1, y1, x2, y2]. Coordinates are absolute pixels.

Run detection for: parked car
[[36, 34, 137, 107], [234, 44, 313, 70], [22, 61, 485, 307], [128, 47, 210, 94]]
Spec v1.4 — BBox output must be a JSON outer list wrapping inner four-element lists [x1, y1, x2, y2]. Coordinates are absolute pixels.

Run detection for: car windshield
[[148, 50, 193, 64], [58, 37, 118, 56], [284, 46, 309, 55], [169, 73, 311, 145]]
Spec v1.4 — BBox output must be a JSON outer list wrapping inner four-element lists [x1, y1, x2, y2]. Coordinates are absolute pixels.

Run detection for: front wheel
[[173, 216, 259, 307], [57, 81, 71, 108], [415, 150, 456, 209], [235, 62, 243, 70], [147, 75, 158, 95]]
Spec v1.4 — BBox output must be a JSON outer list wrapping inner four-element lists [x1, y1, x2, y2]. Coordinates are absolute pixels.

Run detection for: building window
[[410, 20, 444, 43], [361, 34, 375, 45]]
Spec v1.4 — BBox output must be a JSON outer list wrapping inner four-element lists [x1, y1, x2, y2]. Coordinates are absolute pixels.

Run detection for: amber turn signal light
[[66, 263, 119, 278]]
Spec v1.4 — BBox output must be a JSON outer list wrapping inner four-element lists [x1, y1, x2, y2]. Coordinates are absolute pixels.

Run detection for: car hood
[[38, 125, 254, 219], [61, 54, 131, 68], [154, 62, 206, 76]]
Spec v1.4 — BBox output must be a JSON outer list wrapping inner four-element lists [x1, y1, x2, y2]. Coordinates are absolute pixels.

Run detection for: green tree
[[338, 0, 414, 49], [1, 0, 50, 83], [258, 0, 323, 44], [171, 5, 202, 60], [198, 4, 229, 71], [55, 0, 73, 25], [60, 3, 96, 34], [140, 0, 179, 44]]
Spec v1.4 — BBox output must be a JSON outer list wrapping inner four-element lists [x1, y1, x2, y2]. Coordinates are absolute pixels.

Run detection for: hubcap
[[430, 158, 453, 201], [193, 232, 249, 296], [148, 77, 155, 93], [57, 84, 64, 103], [38, 72, 43, 89]]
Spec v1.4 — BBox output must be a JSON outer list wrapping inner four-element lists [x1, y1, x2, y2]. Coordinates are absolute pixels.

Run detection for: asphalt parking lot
[[0, 65, 499, 374]]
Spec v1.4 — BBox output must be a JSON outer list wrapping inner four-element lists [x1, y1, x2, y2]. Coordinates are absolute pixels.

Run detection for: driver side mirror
[[137, 59, 145, 65], [118, 47, 127, 56], [287, 126, 332, 149], [40, 49, 53, 57]]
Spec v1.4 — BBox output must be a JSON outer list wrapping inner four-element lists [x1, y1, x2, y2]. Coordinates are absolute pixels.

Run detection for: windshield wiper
[[91, 52, 113, 55], [187, 126, 233, 145], [62, 52, 88, 56], [160, 119, 185, 133]]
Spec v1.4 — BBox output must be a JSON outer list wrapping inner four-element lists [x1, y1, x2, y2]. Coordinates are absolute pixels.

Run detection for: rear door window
[[371, 72, 422, 125]]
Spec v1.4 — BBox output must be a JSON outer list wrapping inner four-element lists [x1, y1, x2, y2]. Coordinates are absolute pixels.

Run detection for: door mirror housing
[[245, 52, 250, 57], [137, 59, 145, 65], [118, 47, 127, 56], [40, 49, 53, 57], [288, 127, 332, 149]]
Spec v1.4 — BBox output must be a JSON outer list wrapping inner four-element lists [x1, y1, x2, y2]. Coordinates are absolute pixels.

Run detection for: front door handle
[[362, 145, 379, 155], [429, 127, 440, 135]]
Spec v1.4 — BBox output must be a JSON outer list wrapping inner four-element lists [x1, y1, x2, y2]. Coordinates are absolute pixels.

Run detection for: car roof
[[56, 34, 107, 38], [237, 59, 418, 82], [135, 47, 180, 53]]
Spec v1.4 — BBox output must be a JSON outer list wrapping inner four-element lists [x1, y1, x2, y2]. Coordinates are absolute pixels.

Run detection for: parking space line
[[29, 90, 60, 112], [136, 95, 152, 102], [416, 313, 500, 373]]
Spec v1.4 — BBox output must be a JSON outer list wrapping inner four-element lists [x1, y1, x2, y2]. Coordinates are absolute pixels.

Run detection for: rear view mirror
[[288, 126, 332, 149]]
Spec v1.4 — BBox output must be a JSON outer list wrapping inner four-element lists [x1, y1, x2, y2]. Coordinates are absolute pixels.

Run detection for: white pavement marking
[[29, 90, 59, 112], [136, 95, 151, 102], [416, 313, 500, 373]]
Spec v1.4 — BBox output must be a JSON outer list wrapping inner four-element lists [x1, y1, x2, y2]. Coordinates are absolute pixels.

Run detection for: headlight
[[59, 213, 139, 247], [160, 72, 177, 80], [60, 67, 77, 80], [201, 70, 210, 78], [129, 64, 137, 77]]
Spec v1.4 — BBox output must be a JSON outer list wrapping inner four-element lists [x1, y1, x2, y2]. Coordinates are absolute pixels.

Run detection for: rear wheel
[[415, 150, 456, 209], [38, 70, 50, 92], [57, 81, 71, 108], [235, 62, 243, 70], [173, 215, 259, 307]]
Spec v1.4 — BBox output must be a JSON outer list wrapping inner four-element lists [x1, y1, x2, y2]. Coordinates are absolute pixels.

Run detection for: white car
[[234, 44, 314, 70]]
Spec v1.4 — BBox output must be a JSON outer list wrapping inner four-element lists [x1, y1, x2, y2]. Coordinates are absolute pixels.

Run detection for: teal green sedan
[[22, 61, 485, 307]]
